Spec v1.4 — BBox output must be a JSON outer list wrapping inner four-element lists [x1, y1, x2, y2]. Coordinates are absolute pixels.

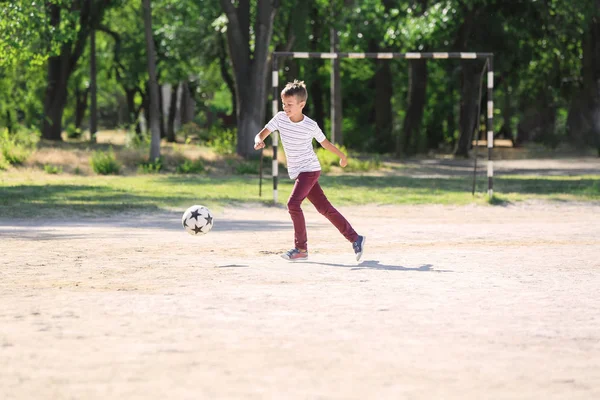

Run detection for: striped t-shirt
[[265, 112, 326, 179]]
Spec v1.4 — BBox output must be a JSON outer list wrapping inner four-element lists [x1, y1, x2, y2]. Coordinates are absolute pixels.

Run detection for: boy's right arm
[[254, 128, 272, 150]]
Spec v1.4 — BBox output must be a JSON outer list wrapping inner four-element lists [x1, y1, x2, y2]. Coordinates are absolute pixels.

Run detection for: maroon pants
[[287, 171, 358, 251]]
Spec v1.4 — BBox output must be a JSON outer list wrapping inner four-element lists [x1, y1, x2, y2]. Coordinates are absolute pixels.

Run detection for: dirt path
[[1, 202, 600, 399]]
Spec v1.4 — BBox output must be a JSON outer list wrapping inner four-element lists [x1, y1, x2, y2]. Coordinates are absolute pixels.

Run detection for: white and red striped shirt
[[265, 112, 326, 179]]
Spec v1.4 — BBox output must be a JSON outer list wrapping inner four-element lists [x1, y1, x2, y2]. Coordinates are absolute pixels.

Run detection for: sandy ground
[[1, 201, 600, 400]]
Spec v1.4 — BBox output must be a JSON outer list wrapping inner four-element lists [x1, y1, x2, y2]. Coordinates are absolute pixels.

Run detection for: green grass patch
[[316, 146, 381, 173], [233, 160, 260, 175], [0, 128, 37, 165], [0, 153, 9, 170], [43, 164, 63, 174], [316, 147, 341, 172], [345, 156, 382, 172], [0, 172, 598, 218], [137, 157, 164, 174], [176, 158, 205, 174], [492, 174, 600, 200], [207, 128, 236, 155], [90, 148, 121, 175]]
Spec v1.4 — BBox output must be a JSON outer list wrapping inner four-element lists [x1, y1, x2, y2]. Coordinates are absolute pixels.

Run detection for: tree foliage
[[0, 0, 599, 156]]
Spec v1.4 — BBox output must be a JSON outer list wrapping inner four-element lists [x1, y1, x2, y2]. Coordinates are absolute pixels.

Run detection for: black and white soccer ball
[[182, 205, 214, 236]]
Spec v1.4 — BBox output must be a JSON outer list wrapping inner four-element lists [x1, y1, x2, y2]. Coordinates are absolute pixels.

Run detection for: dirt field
[[1, 199, 600, 399]]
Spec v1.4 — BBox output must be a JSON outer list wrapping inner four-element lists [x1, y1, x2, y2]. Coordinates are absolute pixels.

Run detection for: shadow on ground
[[304, 260, 453, 272], [0, 216, 299, 240]]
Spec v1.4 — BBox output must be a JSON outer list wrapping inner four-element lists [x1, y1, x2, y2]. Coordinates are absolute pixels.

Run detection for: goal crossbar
[[267, 51, 495, 203]]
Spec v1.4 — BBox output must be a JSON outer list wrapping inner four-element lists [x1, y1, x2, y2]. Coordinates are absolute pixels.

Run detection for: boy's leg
[[287, 171, 320, 251], [307, 181, 359, 243]]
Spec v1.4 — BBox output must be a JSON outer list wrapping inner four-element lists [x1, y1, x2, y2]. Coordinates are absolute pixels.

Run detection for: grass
[[1, 128, 37, 165], [0, 171, 598, 218], [176, 158, 205, 174], [0, 129, 598, 217], [90, 148, 121, 175], [43, 164, 63, 174]]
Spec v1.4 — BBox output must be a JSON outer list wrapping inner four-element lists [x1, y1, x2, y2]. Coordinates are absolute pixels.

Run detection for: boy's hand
[[339, 156, 348, 168], [254, 140, 265, 150]]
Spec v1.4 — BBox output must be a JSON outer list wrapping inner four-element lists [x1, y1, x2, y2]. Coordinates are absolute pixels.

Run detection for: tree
[[219, 0, 280, 157], [566, 0, 600, 155], [142, 0, 161, 161], [41, 1, 116, 141], [400, 59, 427, 155]]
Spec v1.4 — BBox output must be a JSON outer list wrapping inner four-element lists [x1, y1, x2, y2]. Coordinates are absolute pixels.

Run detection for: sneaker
[[352, 235, 366, 261], [281, 248, 308, 261]]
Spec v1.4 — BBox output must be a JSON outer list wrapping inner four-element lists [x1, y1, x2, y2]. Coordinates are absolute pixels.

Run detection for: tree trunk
[[398, 59, 427, 155], [308, 3, 325, 129], [454, 61, 480, 158], [90, 27, 98, 143], [368, 39, 394, 153], [180, 82, 193, 125], [447, 110, 457, 148], [166, 83, 178, 143], [330, 26, 342, 145], [41, 1, 109, 141], [516, 98, 556, 146], [498, 84, 514, 144], [450, 3, 479, 157], [159, 84, 167, 139], [220, 0, 279, 158], [328, 0, 357, 144], [426, 80, 452, 151], [42, 49, 71, 141], [5, 110, 13, 133], [309, 79, 325, 131], [217, 33, 237, 125], [567, 1, 600, 153], [41, 3, 71, 141], [74, 87, 89, 130], [373, 60, 394, 152], [143, 0, 161, 161], [237, 92, 264, 155], [124, 88, 137, 127]]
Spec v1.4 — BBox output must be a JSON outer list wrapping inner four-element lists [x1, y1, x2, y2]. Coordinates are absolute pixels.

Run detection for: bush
[[43, 164, 63, 174], [234, 160, 260, 175], [125, 129, 150, 149], [65, 124, 83, 139], [226, 158, 260, 175], [0, 128, 35, 165], [316, 145, 381, 173], [0, 154, 9, 170], [1, 142, 30, 165], [316, 146, 341, 169], [90, 148, 121, 175], [176, 158, 205, 174], [181, 122, 203, 143], [137, 157, 163, 174], [345, 155, 382, 172], [207, 128, 237, 155]]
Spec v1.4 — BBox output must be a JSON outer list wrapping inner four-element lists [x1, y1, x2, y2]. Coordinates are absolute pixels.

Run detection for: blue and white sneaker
[[281, 248, 308, 261], [352, 235, 366, 261]]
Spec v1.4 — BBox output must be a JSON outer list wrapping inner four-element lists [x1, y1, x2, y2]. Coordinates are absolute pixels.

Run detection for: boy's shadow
[[305, 260, 452, 272]]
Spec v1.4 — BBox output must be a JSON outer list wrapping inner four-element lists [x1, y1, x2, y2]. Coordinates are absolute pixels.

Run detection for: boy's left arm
[[319, 139, 348, 167]]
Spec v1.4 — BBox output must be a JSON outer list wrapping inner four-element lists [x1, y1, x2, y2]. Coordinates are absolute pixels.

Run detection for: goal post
[[268, 51, 495, 203]]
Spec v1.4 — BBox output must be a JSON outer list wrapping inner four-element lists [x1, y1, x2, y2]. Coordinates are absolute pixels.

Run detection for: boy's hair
[[281, 79, 308, 102]]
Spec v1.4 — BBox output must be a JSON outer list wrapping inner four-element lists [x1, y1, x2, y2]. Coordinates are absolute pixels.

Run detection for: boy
[[254, 79, 366, 262]]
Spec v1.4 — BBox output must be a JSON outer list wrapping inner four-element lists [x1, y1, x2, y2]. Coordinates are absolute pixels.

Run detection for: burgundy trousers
[[287, 171, 358, 251]]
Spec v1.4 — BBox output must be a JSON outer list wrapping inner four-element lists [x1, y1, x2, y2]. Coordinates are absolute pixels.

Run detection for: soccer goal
[[267, 51, 495, 203]]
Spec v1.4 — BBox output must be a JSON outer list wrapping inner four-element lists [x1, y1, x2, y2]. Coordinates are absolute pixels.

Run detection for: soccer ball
[[182, 205, 214, 236]]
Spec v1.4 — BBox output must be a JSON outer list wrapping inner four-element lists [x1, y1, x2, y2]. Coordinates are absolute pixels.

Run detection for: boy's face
[[281, 95, 305, 119]]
